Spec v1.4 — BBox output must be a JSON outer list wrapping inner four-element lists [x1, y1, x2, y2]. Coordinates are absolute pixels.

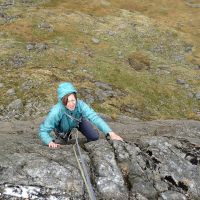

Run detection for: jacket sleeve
[[39, 106, 61, 145], [79, 100, 112, 135]]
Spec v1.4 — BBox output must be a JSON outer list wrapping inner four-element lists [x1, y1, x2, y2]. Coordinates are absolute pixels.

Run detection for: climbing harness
[[72, 129, 96, 200]]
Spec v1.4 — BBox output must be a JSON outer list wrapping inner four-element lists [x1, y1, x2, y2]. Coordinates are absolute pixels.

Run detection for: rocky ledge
[[0, 116, 200, 200]]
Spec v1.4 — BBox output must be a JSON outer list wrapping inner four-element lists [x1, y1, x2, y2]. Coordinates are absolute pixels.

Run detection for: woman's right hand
[[48, 141, 60, 148]]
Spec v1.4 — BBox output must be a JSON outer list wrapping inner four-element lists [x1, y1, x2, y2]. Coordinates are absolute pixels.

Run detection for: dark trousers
[[54, 118, 99, 144], [78, 118, 99, 142]]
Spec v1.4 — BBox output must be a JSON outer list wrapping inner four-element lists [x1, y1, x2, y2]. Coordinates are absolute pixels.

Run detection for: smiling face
[[66, 93, 77, 111]]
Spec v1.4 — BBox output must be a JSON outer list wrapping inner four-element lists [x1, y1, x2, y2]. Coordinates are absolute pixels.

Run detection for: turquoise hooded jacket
[[39, 82, 112, 145]]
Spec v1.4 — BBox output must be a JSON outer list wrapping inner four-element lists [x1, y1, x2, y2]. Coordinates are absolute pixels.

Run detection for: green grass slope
[[0, 0, 199, 120]]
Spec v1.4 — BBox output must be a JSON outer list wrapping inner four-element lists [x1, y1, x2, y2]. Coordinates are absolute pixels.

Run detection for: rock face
[[1, 117, 200, 199]]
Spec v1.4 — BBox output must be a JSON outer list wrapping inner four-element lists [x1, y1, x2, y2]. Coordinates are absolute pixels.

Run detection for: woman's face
[[66, 94, 77, 111]]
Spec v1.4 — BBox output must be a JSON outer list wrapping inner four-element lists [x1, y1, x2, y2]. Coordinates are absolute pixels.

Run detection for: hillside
[[0, 0, 200, 121]]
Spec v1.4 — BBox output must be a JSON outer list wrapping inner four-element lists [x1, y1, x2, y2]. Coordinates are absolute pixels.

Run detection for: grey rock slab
[[0, 127, 90, 199], [0, 150, 85, 199], [159, 190, 187, 200], [85, 139, 129, 199], [112, 141, 157, 199], [1, 118, 200, 199], [141, 136, 200, 199]]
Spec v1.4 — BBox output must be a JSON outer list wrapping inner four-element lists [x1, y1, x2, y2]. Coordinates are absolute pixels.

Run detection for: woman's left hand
[[109, 132, 123, 141]]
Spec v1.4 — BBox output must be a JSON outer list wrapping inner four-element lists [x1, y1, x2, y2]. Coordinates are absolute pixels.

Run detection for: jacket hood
[[57, 82, 77, 101]]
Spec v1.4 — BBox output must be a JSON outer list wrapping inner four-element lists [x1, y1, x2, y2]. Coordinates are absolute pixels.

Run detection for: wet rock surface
[[1, 117, 200, 199]]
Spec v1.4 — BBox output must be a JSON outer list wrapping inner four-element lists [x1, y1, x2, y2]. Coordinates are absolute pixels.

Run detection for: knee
[[93, 134, 99, 141], [88, 134, 99, 142]]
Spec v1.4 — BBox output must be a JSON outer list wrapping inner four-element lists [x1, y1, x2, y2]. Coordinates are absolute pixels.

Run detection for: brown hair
[[62, 93, 77, 105]]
